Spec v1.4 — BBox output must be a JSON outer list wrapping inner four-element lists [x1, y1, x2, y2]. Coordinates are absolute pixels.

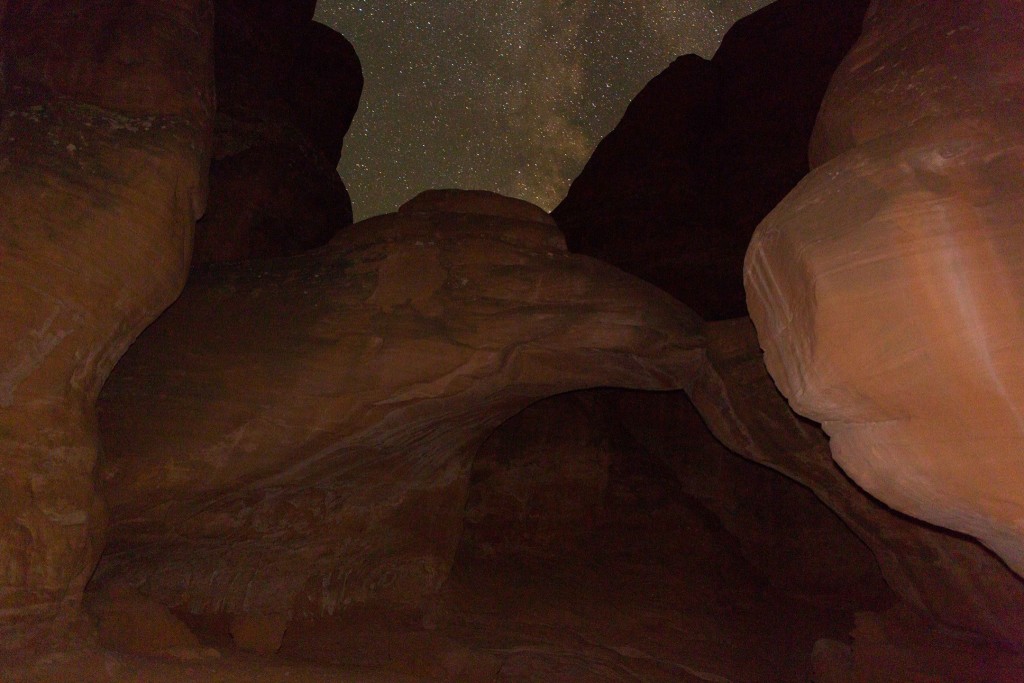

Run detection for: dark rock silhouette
[[192, 0, 363, 264], [553, 0, 869, 319]]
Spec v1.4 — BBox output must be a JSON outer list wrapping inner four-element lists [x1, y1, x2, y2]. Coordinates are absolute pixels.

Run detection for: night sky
[[314, 1, 773, 220]]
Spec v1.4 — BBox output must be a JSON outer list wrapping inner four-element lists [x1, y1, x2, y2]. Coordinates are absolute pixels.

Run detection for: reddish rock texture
[[86, 586, 212, 660], [694, 319, 1024, 646], [471, 318, 1024, 649], [94, 192, 703, 625], [5, 0, 1024, 678], [812, 606, 1024, 683], [465, 388, 889, 597], [553, 0, 869, 320], [191, 0, 362, 264], [0, 0, 214, 651], [745, 0, 1024, 581], [1, 0, 213, 118], [400, 189, 554, 225]]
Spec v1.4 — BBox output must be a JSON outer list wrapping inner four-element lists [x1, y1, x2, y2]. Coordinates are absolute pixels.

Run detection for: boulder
[[94, 192, 703, 624], [192, 1, 361, 264], [0, 0, 214, 651], [553, 0, 870, 319], [86, 586, 211, 659], [745, 0, 1024, 579], [399, 189, 556, 226], [696, 319, 1024, 645]]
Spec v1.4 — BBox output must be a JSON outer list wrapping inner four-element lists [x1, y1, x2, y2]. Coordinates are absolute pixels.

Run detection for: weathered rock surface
[[464, 388, 888, 599], [812, 606, 1024, 683], [464, 393, 616, 559], [469, 316, 1024, 645], [553, 0, 869, 319], [745, 0, 1024, 580], [191, 0, 362, 264], [94, 191, 703, 623], [696, 319, 1024, 646], [1, 0, 213, 118], [602, 389, 887, 596], [400, 189, 555, 226], [0, 0, 214, 651], [85, 586, 212, 660]]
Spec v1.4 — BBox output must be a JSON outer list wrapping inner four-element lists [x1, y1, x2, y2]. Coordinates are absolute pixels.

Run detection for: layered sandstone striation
[[94, 192, 704, 625], [694, 319, 1024, 646], [5, 0, 1024, 677], [191, 0, 362, 264], [0, 0, 214, 650], [746, 0, 1024, 580], [469, 316, 1024, 647], [553, 0, 869, 319]]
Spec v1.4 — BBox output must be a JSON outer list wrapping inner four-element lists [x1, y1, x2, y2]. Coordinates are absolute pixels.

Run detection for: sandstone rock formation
[[745, 0, 1024, 580], [6, 0, 1024, 678], [464, 387, 889, 596], [469, 316, 1024, 646], [693, 319, 1024, 646], [430, 392, 892, 683], [287, 20, 363, 166], [94, 192, 704, 624], [86, 586, 212, 660], [553, 0, 869, 319], [191, 0, 362, 264], [0, 0, 214, 651]]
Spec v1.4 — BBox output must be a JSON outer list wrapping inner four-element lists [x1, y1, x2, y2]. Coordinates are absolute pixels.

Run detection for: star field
[[315, 1, 773, 220]]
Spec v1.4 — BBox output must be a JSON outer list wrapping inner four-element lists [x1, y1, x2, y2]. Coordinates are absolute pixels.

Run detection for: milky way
[[315, 1, 773, 220]]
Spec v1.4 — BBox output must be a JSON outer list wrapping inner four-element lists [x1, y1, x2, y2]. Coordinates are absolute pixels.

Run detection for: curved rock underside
[[746, 0, 1024, 578], [464, 386, 889, 597], [94, 192, 704, 620], [693, 320, 1024, 646], [0, 0, 214, 650]]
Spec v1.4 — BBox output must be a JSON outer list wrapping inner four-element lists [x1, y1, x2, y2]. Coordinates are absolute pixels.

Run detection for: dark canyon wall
[[0, 0, 215, 650], [553, 0, 869, 319], [192, 0, 363, 264]]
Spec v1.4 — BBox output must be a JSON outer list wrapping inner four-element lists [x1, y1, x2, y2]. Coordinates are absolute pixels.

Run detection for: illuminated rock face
[[0, 0, 214, 650], [746, 0, 1024, 577], [95, 192, 703, 621], [693, 320, 1024, 645]]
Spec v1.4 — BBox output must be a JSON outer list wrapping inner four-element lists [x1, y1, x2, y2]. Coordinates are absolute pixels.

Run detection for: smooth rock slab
[[745, 0, 1024, 578], [95, 193, 703, 620], [692, 319, 1024, 646]]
